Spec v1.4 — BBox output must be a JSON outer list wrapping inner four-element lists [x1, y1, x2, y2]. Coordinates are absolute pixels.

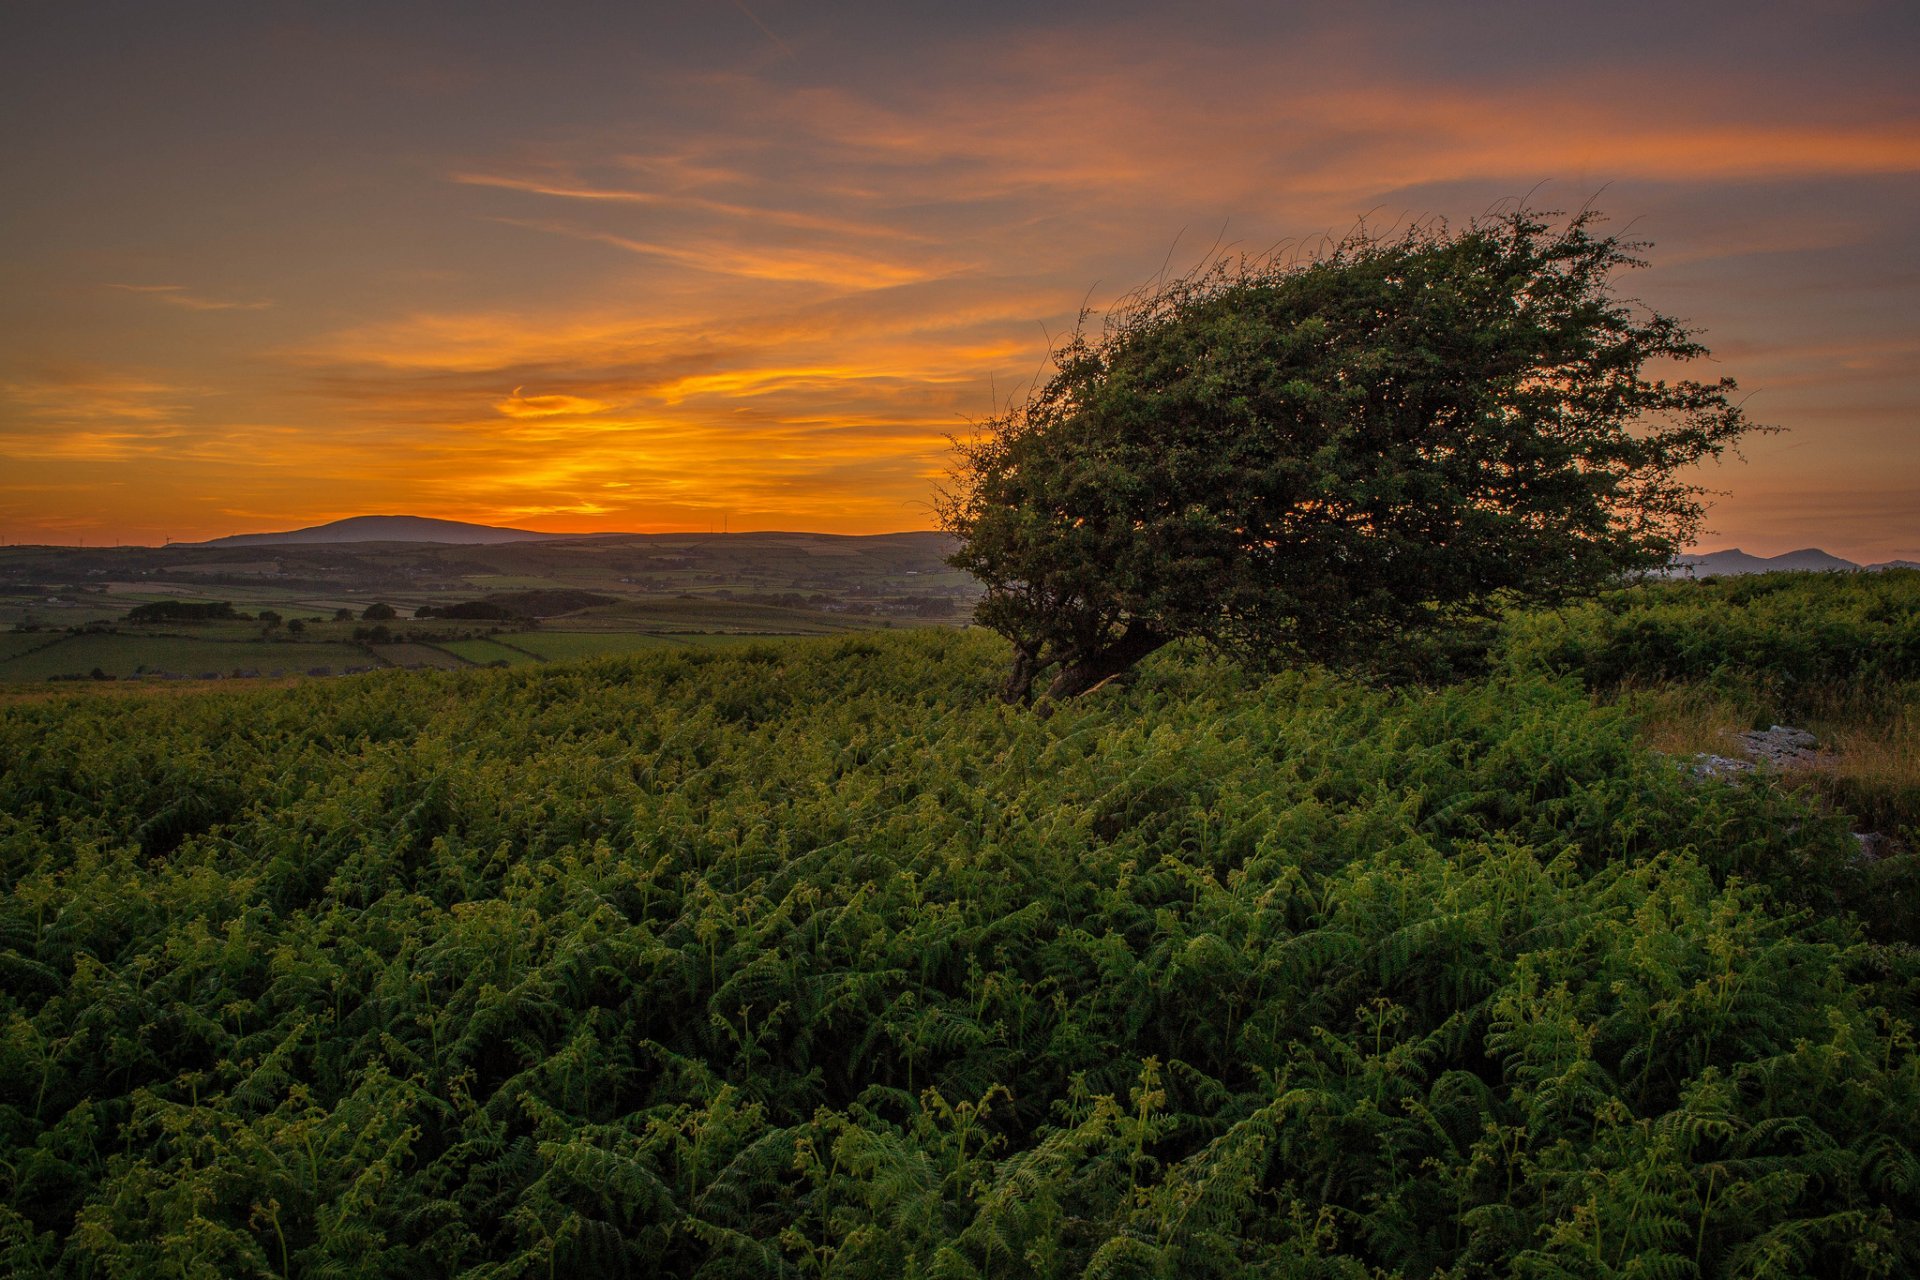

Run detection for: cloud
[[0, 372, 196, 459], [452, 171, 926, 241], [1, 371, 187, 422], [488, 217, 955, 290], [106, 284, 273, 311], [494, 388, 617, 418]]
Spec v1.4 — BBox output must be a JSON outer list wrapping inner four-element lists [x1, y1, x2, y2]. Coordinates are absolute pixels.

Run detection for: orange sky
[[2, 2, 1916, 559]]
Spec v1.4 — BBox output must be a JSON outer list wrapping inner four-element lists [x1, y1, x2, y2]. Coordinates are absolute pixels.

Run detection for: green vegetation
[[417, 590, 619, 620], [1505, 569, 1920, 842], [943, 209, 1759, 702], [124, 600, 240, 623], [435, 638, 541, 668], [0, 634, 358, 682], [366, 642, 471, 670], [0, 633, 62, 663], [1505, 569, 1920, 694], [506, 630, 688, 661], [0, 532, 959, 684], [3, 572, 1917, 1276]]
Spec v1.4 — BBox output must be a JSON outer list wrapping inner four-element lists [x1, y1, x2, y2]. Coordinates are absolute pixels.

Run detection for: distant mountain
[[1867, 560, 1920, 572], [202, 515, 570, 547], [1667, 547, 1860, 577]]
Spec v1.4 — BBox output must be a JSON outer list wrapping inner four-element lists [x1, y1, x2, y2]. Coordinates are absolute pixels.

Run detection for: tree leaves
[[941, 208, 1763, 702]]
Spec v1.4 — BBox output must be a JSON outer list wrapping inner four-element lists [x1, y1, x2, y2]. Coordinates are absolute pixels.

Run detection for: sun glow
[[1, 6, 1913, 553]]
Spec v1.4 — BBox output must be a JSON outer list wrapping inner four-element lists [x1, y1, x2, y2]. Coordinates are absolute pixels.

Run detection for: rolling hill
[[201, 515, 570, 547]]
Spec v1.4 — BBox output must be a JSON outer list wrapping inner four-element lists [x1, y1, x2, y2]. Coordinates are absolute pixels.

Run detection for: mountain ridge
[[1668, 547, 1918, 577], [200, 515, 578, 547], [191, 516, 1909, 571]]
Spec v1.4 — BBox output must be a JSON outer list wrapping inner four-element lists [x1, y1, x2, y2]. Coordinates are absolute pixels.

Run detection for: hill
[[1669, 546, 1860, 576], [201, 514, 569, 546]]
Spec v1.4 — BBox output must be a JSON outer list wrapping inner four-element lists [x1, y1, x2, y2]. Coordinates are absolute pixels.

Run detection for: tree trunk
[[1039, 625, 1169, 703], [1000, 645, 1040, 704]]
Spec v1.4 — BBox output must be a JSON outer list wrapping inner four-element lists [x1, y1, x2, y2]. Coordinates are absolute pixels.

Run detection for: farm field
[[0, 530, 975, 634], [0, 621, 896, 683], [2, 573, 1916, 1275], [505, 629, 688, 661], [366, 641, 470, 670], [435, 636, 540, 667], [0, 631, 60, 662], [0, 632, 365, 681], [0, 531, 953, 684], [554, 594, 894, 633]]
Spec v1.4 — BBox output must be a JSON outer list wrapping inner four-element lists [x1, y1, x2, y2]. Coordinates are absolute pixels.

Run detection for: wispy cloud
[[494, 388, 617, 418], [452, 172, 926, 241], [488, 217, 952, 289], [105, 284, 273, 311], [1, 371, 188, 424]]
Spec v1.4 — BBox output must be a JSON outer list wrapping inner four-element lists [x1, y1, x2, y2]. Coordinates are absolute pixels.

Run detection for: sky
[[1, 1, 1915, 559]]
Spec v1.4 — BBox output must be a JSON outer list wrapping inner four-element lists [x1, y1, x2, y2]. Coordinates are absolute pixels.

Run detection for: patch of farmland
[[436, 637, 539, 666], [0, 632, 63, 662], [463, 574, 567, 590], [569, 597, 869, 633], [368, 642, 470, 670], [0, 634, 356, 681], [504, 631, 684, 661]]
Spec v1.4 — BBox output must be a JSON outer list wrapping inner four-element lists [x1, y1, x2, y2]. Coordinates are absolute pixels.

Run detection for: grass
[[463, 574, 569, 589], [1615, 680, 1758, 757], [1617, 677, 1920, 839], [0, 632, 62, 662], [435, 637, 539, 667], [563, 596, 874, 633], [0, 634, 361, 680], [0, 617, 913, 682], [505, 630, 686, 661], [368, 642, 470, 670]]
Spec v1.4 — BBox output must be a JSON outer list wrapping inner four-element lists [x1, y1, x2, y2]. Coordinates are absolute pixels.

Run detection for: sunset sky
[[2, 1, 1915, 559]]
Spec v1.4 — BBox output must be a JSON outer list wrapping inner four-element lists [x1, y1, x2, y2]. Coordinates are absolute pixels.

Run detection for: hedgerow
[[1502, 569, 1920, 693]]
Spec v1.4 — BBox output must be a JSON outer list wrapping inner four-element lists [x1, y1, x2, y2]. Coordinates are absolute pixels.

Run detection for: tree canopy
[[940, 208, 1763, 703]]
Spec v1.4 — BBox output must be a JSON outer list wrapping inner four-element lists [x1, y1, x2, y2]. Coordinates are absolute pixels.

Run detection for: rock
[[1683, 753, 1756, 782], [1734, 724, 1827, 770]]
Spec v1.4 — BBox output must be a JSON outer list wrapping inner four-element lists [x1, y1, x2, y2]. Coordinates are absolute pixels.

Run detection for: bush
[[0, 633, 1912, 1275], [125, 600, 237, 623]]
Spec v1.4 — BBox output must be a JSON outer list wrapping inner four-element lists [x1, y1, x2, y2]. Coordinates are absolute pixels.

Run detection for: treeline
[[0, 593, 1915, 1275], [124, 600, 240, 623]]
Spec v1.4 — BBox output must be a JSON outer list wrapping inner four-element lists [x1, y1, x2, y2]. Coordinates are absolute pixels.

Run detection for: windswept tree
[[940, 208, 1763, 704]]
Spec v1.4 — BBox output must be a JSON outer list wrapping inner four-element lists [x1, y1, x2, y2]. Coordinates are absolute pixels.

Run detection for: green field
[[0, 531, 970, 634], [0, 621, 890, 683], [561, 595, 886, 633], [505, 629, 689, 660], [460, 573, 571, 590], [367, 641, 471, 670], [2, 575, 1916, 1276], [435, 636, 539, 666], [0, 632, 60, 662], [0, 633, 364, 680]]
